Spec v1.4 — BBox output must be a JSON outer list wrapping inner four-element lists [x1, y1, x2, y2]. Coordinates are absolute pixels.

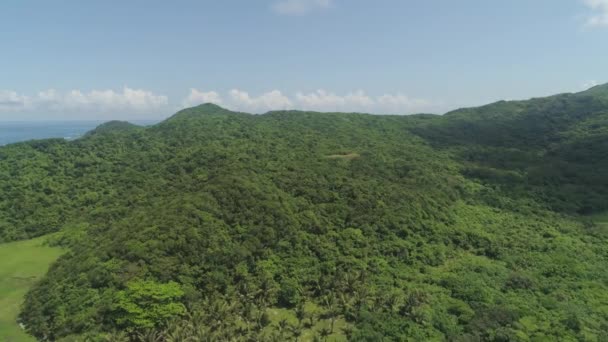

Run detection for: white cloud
[[3, 86, 437, 119], [46, 87, 168, 111], [296, 90, 373, 111], [582, 80, 601, 89], [295, 89, 433, 113], [0, 90, 31, 111], [583, 0, 608, 27], [182, 88, 437, 114], [229, 89, 293, 112], [182, 88, 223, 108], [0, 87, 168, 118], [376, 93, 432, 112], [272, 0, 333, 15]]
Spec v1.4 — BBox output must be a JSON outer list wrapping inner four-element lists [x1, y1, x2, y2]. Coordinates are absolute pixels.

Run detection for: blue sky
[[1, 0, 607, 120]]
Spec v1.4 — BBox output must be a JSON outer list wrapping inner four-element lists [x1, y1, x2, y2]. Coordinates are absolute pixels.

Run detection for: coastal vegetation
[[1, 84, 608, 340]]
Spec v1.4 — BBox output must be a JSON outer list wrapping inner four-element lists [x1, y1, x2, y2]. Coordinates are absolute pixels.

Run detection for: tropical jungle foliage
[[2, 84, 608, 341]]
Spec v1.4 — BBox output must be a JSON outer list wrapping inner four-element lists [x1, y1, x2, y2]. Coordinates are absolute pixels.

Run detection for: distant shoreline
[[0, 120, 158, 146]]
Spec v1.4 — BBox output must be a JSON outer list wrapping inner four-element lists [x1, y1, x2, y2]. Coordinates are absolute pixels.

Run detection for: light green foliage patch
[[114, 280, 186, 330]]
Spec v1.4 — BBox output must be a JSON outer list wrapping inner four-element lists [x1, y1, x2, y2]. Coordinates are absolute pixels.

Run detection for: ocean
[[0, 121, 157, 146]]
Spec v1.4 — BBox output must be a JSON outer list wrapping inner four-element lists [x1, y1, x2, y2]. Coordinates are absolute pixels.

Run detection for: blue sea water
[[0, 121, 157, 146]]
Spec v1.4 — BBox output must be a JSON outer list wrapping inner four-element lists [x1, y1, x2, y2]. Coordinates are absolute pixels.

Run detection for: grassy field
[[0, 236, 63, 342]]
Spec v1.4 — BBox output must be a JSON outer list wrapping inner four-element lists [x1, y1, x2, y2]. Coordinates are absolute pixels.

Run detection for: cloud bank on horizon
[[0, 87, 440, 120], [0, 87, 169, 113], [2, 79, 606, 120], [183, 88, 435, 114]]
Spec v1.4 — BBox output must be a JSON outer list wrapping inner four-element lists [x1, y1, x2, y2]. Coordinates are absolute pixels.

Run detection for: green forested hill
[[2, 87, 608, 341], [414, 84, 608, 214]]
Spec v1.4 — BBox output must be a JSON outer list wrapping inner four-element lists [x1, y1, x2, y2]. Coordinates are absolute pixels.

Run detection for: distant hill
[[2, 85, 608, 340], [84, 120, 143, 136]]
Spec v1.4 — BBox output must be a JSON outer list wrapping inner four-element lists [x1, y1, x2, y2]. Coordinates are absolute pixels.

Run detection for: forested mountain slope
[[1, 86, 608, 341], [414, 84, 608, 214]]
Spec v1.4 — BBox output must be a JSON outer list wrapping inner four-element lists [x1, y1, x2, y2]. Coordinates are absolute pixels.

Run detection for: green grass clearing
[[0, 236, 63, 342], [325, 152, 360, 160]]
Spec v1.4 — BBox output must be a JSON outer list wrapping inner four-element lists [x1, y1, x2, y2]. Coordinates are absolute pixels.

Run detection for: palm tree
[[323, 294, 339, 334], [323, 294, 336, 312], [319, 327, 331, 342], [103, 331, 129, 342], [137, 329, 165, 342], [277, 318, 290, 340], [254, 310, 271, 332], [330, 315, 338, 334], [209, 299, 231, 327], [339, 271, 358, 294], [384, 292, 402, 312], [341, 326, 354, 340], [290, 324, 303, 342], [308, 311, 316, 328], [295, 303, 307, 327], [353, 287, 368, 310], [267, 330, 283, 342], [165, 323, 188, 342], [338, 293, 357, 321]]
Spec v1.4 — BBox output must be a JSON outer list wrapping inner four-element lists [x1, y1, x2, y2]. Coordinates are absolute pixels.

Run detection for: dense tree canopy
[[2, 85, 608, 341]]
